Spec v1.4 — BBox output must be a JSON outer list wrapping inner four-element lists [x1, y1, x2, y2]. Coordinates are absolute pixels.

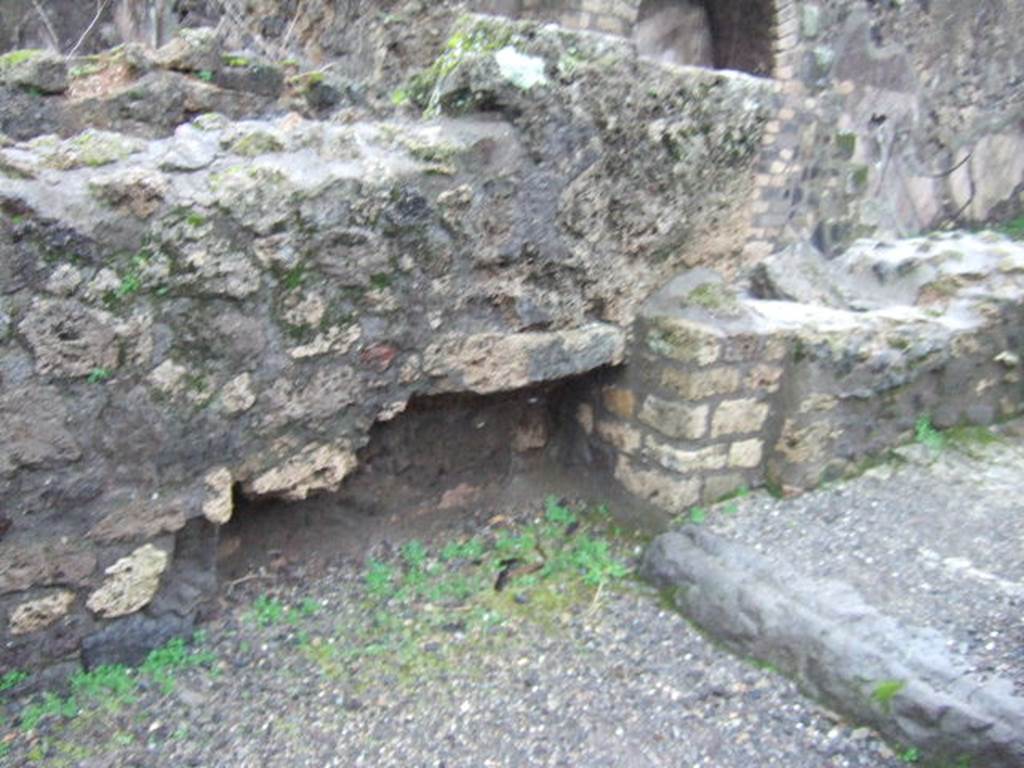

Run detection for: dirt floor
[[7, 427, 1022, 766]]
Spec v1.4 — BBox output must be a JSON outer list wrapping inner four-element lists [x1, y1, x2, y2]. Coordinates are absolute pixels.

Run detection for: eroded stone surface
[[86, 544, 170, 618], [9, 590, 75, 635]]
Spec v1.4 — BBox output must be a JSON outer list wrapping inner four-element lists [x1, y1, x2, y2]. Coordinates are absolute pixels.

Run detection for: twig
[[586, 580, 605, 617], [66, 0, 111, 60], [280, 0, 305, 55], [225, 571, 273, 594], [30, 0, 61, 51]]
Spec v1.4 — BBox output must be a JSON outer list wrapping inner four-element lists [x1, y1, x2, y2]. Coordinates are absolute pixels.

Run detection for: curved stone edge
[[640, 527, 1024, 767]]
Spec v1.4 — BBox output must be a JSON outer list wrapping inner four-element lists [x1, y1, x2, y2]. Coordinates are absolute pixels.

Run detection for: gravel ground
[[2, 496, 905, 768], [704, 423, 1024, 695]]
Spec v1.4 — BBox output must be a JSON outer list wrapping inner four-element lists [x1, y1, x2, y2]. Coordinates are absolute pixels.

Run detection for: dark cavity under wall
[[218, 376, 632, 581]]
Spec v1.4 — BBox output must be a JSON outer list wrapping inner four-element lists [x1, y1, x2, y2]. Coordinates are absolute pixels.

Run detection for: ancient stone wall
[[744, 0, 1024, 260], [577, 237, 1024, 513], [0, 16, 772, 670]]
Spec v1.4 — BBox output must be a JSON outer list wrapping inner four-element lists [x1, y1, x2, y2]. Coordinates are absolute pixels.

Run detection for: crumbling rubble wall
[[0, 16, 771, 669]]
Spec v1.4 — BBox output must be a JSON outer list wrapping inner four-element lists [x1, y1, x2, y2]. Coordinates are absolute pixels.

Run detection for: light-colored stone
[[746, 365, 784, 393], [711, 399, 770, 437], [512, 410, 548, 452], [703, 473, 747, 502], [661, 367, 740, 400], [202, 467, 234, 524], [595, 419, 642, 454], [776, 420, 837, 464], [9, 591, 75, 635], [86, 544, 169, 618], [219, 372, 256, 414], [88, 502, 187, 543], [576, 402, 594, 434], [150, 359, 187, 394], [646, 318, 721, 366], [423, 325, 625, 395], [729, 439, 764, 469], [247, 442, 357, 500], [614, 456, 699, 513], [645, 438, 728, 473], [638, 397, 708, 440], [602, 386, 636, 419]]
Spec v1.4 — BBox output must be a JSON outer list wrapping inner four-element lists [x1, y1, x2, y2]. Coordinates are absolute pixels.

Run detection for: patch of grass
[[943, 424, 1000, 448], [196, 69, 214, 82], [689, 506, 707, 524], [223, 55, 251, 68], [0, 669, 28, 693], [365, 561, 396, 600], [282, 264, 305, 291], [900, 746, 921, 763], [20, 691, 79, 731], [70, 664, 136, 709], [249, 594, 286, 626], [870, 678, 905, 713], [14, 635, 214, 738], [140, 636, 216, 694], [997, 214, 1024, 240], [87, 367, 112, 384], [304, 497, 631, 691], [914, 415, 944, 452]]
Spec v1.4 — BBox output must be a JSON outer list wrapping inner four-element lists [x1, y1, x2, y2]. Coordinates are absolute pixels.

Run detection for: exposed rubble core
[[0, 15, 770, 669]]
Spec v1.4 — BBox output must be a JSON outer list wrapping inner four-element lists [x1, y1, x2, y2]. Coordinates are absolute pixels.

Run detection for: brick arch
[[472, 1, 783, 78]]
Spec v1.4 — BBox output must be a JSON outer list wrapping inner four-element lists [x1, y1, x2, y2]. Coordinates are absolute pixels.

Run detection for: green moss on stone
[[0, 49, 44, 69], [684, 283, 741, 315], [835, 132, 857, 160], [405, 16, 516, 115], [45, 130, 136, 169], [229, 131, 284, 157]]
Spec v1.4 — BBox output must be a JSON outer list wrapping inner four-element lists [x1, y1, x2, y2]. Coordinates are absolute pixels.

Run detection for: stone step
[[641, 433, 1024, 767]]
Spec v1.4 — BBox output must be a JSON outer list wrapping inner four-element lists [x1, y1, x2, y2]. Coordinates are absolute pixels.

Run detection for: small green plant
[[282, 264, 305, 291], [900, 747, 921, 763], [871, 679, 905, 713], [185, 212, 206, 228], [914, 416, 944, 452], [689, 506, 707, 524], [440, 537, 485, 562], [998, 214, 1024, 240], [87, 367, 112, 384], [70, 664, 136, 709], [250, 594, 285, 626], [196, 69, 214, 82], [140, 637, 215, 694], [20, 692, 78, 731], [223, 56, 250, 68], [0, 669, 28, 692], [566, 535, 628, 586], [544, 496, 577, 528], [365, 560, 396, 600]]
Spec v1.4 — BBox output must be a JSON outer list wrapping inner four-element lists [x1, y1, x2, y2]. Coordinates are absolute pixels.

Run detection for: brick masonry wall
[[577, 313, 787, 514], [574, 286, 1023, 517]]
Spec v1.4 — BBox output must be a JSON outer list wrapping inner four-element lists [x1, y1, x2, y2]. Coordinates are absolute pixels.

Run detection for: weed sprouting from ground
[[914, 415, 944, 452], [4, 634, 216, 742], [301, 496, 633, 690]]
